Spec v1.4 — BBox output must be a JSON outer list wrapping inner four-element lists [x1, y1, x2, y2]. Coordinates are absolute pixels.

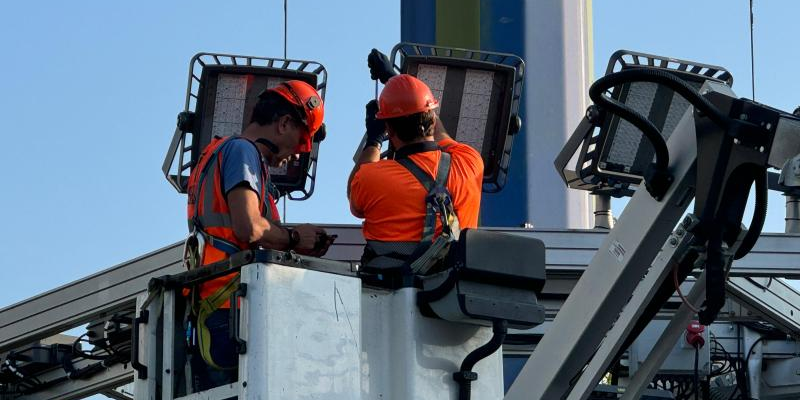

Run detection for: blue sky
[[1, 0, 799, 315]]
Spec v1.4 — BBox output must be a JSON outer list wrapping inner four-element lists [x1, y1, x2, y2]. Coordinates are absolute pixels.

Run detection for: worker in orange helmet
[[348, 70, 484, 283], [185, 80, 332, 391]]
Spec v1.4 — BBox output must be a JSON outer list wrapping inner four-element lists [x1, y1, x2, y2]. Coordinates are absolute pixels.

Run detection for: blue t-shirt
[[216, 137, 280, 221], [219, 138, 266, 196]]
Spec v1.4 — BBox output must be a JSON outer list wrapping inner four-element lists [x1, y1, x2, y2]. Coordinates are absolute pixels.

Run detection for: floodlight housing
[[162, 52, 328, 200], [390, 43, 525, 192], [555, 50, 733, 197]]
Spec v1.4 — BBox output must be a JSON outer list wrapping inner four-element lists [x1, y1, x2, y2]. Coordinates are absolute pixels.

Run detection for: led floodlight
[[555, 50, 733, 196], [390, 43, 525, 192], [162, 52, 328, 200]]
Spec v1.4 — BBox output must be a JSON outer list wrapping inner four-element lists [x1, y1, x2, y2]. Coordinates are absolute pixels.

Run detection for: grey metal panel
[[735, 251, 800, 277], [727, 276, 800, 335], [0, 243, 184, 353], [323, 225, 800, 276], [239, 263, 362, 399]]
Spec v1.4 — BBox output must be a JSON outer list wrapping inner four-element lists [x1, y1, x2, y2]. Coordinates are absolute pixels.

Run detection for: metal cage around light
[[162, 52, 328, 200], [390, 43, 525, 193], [556, 50, 733, 197]]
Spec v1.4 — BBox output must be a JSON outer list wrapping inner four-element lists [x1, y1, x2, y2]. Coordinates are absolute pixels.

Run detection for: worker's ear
[[385, 124, 397, 140], [276, 114, 293, 136]]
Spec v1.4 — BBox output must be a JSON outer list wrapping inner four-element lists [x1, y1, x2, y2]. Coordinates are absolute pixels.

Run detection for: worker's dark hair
[[383, 110, 436, 143], [250, 91, 303, 126]]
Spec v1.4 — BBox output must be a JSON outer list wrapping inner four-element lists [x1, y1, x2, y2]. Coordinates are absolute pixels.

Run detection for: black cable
[[734, 170, 768, 259], [699, 229, 726, 325], [453, 320, 507, 400], [710, 339, 735, 376], [743, 336, 766, 400], [589, 68, 733, 172], [588, 74, 669, 173], [72, 333, 109, 361], [727, 325, 746, 400]]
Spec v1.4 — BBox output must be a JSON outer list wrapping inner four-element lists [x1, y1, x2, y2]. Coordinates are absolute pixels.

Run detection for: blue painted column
[[400, 0, 593, 228]]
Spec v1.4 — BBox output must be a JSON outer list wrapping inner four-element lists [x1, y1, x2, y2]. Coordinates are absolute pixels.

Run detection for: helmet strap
[[255, 138, 280, 155]]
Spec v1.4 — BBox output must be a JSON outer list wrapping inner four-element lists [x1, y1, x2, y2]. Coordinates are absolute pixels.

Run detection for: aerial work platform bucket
[[132, 244, 545, 400]]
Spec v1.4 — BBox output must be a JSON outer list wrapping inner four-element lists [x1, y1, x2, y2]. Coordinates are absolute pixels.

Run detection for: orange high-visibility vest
[[186, 136, 277, 301]]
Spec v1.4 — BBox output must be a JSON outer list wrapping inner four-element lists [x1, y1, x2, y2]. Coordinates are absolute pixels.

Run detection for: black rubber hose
[[589, 77, 669, 173], [589, 68, 733, 174], [453, 320, 508, 400], [734, 170, 768, 259], [699, 230, 726, 325]]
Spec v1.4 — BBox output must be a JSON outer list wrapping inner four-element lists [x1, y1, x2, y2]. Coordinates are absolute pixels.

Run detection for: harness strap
[[190, 136, 272, 252], [186, 137, 272, 369], [206, 235, 241, 256], [395, 152, 453, 243], [195, 273, 241, 370], [362, 150, 459, 275]]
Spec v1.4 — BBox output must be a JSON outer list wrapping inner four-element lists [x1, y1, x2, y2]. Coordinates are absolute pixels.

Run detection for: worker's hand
[[292, 224, 320, 252], [308, 233, 337, 257], [292, 225, 335, 257], [364, 100, 386, 148], [368, 48, 396, 84]]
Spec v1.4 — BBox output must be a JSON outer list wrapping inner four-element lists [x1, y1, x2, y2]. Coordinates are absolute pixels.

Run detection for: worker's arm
[[227, 185, 318, 250], [347, 144, 381, 199], [347, 100, 385, 200]]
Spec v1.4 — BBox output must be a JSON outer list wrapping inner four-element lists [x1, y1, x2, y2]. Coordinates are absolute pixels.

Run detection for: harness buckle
[[183, 229, 207, 271]]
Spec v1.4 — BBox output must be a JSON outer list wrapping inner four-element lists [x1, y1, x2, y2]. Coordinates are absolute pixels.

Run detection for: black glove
[[368, 48, 397, 84], [365, 100, 386, 148]]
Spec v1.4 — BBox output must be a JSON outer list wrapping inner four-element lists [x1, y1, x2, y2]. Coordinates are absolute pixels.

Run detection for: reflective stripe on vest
[[187, 136, 272, 262]]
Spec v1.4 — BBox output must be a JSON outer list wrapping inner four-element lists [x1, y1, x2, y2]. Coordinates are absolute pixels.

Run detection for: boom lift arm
[[507, 60, 800, 400]]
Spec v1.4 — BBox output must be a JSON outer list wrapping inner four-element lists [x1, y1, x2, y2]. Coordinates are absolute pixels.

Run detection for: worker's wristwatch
[[286, 227, 300, 250]]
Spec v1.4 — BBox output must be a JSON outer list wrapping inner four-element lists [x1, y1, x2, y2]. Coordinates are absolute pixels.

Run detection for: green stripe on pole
[[435, 0, 480, 49]]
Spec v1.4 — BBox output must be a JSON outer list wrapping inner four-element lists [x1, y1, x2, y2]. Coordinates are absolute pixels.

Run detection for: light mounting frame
[[162, 52, 328, 201]]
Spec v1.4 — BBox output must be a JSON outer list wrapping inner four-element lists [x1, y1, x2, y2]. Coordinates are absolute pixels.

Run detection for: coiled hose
[[588, 68, 732, 175], [590, 68, 767, 258]]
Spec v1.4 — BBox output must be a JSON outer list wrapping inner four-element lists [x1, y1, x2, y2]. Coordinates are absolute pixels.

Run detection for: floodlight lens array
[[599, 76, 707, 178], [414, 63, 498, 155]]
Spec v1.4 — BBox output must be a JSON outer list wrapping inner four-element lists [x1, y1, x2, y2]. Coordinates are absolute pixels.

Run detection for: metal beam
[[727, 276, 800, 335], [4, 226, 800, 355], [566, 227, 696, 400], [100, 390, 133, 400], [16, 361, 132, 400], [620, 273, 707, 400], [0, 243, 183, 353], [506, 104, 700, 400]]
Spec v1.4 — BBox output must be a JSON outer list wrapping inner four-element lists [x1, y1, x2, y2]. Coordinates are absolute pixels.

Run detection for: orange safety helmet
[[375, 74, 439, 120], [266, 80, 325, 153]]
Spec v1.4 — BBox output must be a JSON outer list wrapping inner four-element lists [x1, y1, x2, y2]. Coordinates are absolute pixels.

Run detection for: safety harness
[[362, 143, 461, 280], [184, 136, 272, 370]]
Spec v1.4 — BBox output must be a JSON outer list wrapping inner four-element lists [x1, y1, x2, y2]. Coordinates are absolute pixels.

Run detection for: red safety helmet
[[376, 74, 439, 120], [267, 80, 325, 153]]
